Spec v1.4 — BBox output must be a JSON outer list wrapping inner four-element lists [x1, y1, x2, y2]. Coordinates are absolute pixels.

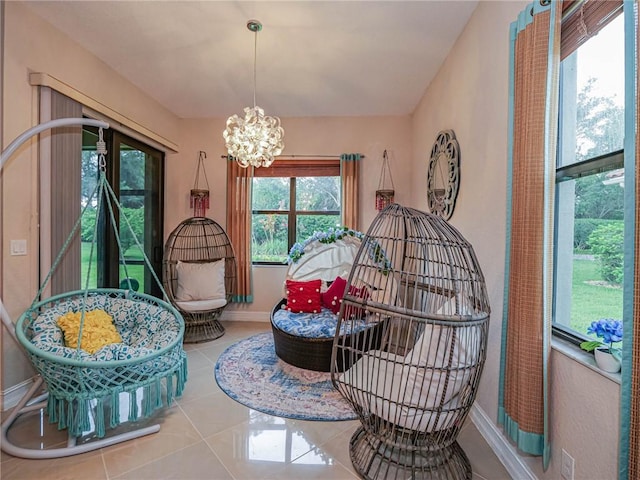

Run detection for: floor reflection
[[236, 410, 334, 465]]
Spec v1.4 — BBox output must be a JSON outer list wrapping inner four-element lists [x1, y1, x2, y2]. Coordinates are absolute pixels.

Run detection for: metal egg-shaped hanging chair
[[1, 119, 187, 459], [331, 203, 490, 480], [163, 217, 237, 343]]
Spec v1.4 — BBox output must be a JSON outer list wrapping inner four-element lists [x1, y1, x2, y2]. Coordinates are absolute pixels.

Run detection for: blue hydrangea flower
[[586, 318, 623, 350]]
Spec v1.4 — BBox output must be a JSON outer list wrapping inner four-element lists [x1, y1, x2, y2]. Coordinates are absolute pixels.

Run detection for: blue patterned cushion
[[272, 306, 371, 339], [29, 296, 180, 362]]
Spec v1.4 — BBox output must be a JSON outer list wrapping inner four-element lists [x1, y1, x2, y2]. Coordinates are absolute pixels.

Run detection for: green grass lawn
[[570, 258, 623, 339], [81, 242, 145, 291]]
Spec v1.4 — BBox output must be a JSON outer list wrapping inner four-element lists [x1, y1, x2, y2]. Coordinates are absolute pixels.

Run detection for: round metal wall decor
[[427, 129, 460, 220]]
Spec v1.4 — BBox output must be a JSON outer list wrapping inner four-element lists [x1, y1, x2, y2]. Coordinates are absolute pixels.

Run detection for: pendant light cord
[[253, 28, 258, 108]]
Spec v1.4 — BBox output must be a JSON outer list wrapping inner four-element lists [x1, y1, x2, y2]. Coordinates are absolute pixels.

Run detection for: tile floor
[[1, 321, 512, 479]]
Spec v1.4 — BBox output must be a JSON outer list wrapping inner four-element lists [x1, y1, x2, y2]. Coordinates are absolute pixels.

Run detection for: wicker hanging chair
[[163, 217, 237, 343], [331, 204, 490, 480], [1, 119, 187, 459]]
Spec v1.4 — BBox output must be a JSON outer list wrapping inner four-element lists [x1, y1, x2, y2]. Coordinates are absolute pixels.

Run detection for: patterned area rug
[[214, 332, 356, 421]]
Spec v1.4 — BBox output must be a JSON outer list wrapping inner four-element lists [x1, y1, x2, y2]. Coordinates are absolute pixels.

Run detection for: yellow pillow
[[56, 309, 122, 354]]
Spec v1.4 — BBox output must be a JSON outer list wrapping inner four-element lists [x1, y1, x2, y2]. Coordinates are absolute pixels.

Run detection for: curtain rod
[[220, 154, 365, 159], [561, 0, 623, 23], [562, 0, 583, 20]]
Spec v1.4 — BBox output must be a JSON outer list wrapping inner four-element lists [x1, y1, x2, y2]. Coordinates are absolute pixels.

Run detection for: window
[[553, 1, 624, 345], [81, 127, 165, 297], [251, 159, 341, 264]]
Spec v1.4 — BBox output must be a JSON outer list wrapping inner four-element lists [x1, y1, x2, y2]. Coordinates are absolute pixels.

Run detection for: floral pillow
[[285, 279, 322, 313], [321, 276, 348, 314]]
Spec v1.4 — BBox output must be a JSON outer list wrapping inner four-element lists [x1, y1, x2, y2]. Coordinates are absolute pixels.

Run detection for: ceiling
[[22, 1, 478, 119]]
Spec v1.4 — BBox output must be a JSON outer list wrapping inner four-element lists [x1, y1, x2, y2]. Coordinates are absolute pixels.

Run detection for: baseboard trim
[[220, 310, 270, 323], [1, 377, 35, 412], [470, 403, 537, 480]]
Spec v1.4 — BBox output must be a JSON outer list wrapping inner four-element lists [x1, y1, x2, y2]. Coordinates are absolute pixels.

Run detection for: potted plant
[[580, 318, 623, 373]]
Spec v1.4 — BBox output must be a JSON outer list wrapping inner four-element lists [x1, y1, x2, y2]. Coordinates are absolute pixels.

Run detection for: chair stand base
[[1, 377, 160, 459], [349, 426, 471, 480], [182, 315, 225, 343]]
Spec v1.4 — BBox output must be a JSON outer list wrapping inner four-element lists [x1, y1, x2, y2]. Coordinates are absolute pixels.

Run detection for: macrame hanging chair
[[331, 203, 490, 480], [0, 119, 187, 459]]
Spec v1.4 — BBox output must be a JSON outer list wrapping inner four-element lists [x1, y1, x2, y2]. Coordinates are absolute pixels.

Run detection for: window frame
[[552, 0, 624, 347], [552, 148, 624, 345], [251, 159, 341, 265]]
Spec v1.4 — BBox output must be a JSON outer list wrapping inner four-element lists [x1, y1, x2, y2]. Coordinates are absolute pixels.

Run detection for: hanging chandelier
[[223, 20, 284, 168]]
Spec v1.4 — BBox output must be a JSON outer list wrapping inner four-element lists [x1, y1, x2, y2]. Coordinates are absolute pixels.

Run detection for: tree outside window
[[554, 12, 624, 344]]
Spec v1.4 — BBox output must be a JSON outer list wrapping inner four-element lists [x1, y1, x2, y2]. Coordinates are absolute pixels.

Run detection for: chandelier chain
[[253, 28, 258, 108]]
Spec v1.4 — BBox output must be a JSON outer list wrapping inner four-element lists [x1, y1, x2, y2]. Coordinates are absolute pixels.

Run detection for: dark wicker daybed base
[[270, 299, 385, 372]]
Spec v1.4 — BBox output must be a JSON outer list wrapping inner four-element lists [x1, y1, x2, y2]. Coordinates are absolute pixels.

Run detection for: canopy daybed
[[270, 228, 386, 372]]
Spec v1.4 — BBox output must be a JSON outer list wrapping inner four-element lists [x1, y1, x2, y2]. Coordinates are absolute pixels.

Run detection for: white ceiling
[[22, 1, 478, 119]]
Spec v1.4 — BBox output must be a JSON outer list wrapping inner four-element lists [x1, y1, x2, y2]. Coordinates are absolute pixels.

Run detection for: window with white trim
[[553, 1, 624, 346], [251, 159, 341, 264]]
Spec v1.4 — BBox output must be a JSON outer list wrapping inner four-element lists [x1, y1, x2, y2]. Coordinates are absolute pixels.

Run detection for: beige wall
[[170, 116, 412, 316], [410, 1, 620, 478]]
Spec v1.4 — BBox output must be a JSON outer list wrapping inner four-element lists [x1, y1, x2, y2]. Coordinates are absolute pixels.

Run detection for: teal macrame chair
[[0, 119, 187, 459]]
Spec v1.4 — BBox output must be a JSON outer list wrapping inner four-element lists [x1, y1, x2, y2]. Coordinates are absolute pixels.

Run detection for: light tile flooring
[[1, 321, 512, 480]]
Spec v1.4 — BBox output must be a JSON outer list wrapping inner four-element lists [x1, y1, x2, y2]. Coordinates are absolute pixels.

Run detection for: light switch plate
[[10, 239, 27, 256], [561, 449, 575, 480]]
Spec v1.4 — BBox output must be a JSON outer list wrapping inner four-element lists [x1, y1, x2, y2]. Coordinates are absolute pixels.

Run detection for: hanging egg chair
[[163, 217, 237, 343], [331, 203, 490, 479], [1, 119, 187, 459]]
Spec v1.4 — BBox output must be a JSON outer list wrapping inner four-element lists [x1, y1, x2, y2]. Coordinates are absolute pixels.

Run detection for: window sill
[[551, 336, 621, 385]]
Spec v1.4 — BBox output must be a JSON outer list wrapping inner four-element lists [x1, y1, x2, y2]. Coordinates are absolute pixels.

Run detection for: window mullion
[[289, 177, 296, 252]]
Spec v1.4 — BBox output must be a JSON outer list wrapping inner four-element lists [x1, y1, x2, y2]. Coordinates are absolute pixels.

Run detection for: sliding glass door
[[81, 127, 164, 297]]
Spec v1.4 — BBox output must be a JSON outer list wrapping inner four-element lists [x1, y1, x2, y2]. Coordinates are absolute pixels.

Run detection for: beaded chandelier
[[223, 20, 284, 168]]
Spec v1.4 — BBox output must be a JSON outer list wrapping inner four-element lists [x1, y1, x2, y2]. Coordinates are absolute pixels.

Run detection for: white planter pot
[[594, 348, 621, 373]]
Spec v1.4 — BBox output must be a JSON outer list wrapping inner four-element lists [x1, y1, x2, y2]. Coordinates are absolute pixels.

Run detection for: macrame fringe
[[76, 399, 91, 436], [95, 397, 106, 438], [143, 384, 153, 418], [110, 389, 120, 428], [166, 374, 174, 405], [177, 356, 188, 397], [128, 389, 138, 422], [154, 378, 163, 410], [43, 359, 188, 440]]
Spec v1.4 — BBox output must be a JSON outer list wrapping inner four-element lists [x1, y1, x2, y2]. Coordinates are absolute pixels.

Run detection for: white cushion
[[175, 260, 225, 302], [339, 296, 478, 433], [340, 350, 463, 432], [287, 237, 361, 283], [176, 298, 227, 312]]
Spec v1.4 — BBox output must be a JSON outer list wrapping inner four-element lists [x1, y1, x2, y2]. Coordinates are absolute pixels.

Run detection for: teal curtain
[[499, 0, 561, 470], [619, 2, 639, 479]]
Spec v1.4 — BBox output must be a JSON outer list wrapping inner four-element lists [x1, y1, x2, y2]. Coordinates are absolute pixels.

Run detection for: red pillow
[[321, 277, 348, 314], [285, 279, 322, 313], [343, 284, 370, 319]]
